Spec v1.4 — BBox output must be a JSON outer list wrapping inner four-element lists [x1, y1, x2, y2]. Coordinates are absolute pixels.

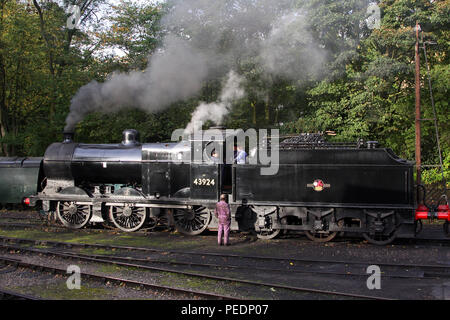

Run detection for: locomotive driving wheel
[[109, 205, 147, 232], [173, 207, 211, 235], [57, 201, 92, 229]]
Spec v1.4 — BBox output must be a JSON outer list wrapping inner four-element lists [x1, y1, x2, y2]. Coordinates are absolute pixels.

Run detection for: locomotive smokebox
[[63, 131, 74, 144]]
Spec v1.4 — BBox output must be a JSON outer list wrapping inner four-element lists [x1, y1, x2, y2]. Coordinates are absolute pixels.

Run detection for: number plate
[[193, 178, 215, 186]]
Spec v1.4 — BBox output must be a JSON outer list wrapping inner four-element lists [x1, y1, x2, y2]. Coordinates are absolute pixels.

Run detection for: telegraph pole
[[415, 22, 421, 185]]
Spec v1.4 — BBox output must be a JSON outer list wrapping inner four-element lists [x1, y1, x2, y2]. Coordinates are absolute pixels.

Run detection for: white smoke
[[184, 71, 244, 134], [259, 10, 327, 81], [64, 0, 348, 132]]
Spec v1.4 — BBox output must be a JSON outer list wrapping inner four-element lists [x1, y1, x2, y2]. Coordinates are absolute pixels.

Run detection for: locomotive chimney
[[63, 131, 74, 144], [122, 129, 140, 146]]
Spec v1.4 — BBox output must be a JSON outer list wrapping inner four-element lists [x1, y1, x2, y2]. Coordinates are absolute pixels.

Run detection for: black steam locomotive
[[1, 128, 448, 245]]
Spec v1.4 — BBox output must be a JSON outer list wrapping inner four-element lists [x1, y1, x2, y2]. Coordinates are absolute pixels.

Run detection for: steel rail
[[0, 221, 131, 234], [0, 221, 156, 234], [0, 217, 42, 221], [0, 242, 393, 300], [0, 287, 42, 300]]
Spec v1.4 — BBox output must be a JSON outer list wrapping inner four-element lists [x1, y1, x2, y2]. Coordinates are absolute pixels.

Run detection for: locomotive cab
[[189, 127, 237, 201]]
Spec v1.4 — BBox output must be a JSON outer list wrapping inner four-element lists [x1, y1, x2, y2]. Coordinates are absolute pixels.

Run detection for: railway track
[[73, 249, 450, 280], [1, 240, 448, 286], [0, 240, 394, 300], [0, 217, 42, 222], [0, 287, 42, 300], [0, 255, 240, 300], [1, 235, 448, 279], [0, 221, 142, 235], [0, 221, 67, 230], [0, 237, 450, 298], [0, 221, 158, 235]]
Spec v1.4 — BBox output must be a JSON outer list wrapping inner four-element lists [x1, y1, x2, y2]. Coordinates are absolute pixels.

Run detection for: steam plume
[[184, 71, 244, 134], [65, 35, 208, 131], [65, 0, 351, 132]]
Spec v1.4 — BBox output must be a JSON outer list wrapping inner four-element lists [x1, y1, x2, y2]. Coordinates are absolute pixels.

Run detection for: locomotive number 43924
[[193, 178, 215, 186]]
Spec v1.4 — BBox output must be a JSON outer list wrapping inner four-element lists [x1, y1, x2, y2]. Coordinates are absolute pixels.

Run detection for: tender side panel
[[235, 163, 414, 208]]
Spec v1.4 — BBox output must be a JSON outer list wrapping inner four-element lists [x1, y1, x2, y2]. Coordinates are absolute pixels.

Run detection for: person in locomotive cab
[[215, 194, 231, 246], [235, 145, 247, 164], [211, 149, 220, 163]]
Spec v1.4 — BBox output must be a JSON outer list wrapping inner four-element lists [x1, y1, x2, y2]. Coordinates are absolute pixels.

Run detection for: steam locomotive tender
[[2, 128, 449, 245]]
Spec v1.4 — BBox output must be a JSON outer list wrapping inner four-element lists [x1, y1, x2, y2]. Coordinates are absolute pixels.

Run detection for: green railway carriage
[[0, 157, 42, 207]]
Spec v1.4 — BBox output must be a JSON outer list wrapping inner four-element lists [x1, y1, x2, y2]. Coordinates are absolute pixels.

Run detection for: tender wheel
[[109, 205, 146, 232], [57, 201, 92, 229], [256, 228, 281, 240], [362, 231, 396, 245], [363, 212, 397, 245], [174, 207, 211, 235], [305, 230, 338, 242], [305, 212, 342, 242], [363, 217, 397, 245]]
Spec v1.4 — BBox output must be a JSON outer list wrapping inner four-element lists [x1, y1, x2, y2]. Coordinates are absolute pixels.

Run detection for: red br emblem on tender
[[307, 179, 330, 192]]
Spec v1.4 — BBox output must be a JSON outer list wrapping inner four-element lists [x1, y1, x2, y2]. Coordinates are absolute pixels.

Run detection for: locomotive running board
[[56, 202, 192, 210], [104, 203, 191, 209]]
